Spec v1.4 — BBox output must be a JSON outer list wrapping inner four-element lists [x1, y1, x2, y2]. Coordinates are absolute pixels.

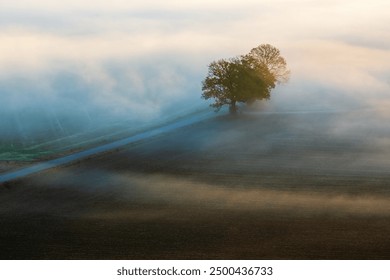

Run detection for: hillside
[[1, 109, 389, 259]]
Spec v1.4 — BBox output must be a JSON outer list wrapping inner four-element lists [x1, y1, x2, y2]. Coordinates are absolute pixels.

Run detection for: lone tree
[[202, 44, 290, 113]]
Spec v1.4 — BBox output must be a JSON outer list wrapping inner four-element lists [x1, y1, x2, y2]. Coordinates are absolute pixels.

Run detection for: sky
[[1, 0, 390, 141]]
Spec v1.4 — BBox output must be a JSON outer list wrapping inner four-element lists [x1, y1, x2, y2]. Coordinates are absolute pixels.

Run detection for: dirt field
[[1, 111, 390, 259]]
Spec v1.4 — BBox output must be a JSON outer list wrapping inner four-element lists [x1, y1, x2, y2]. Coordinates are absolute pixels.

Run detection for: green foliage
[[201, 44, 289, 113]]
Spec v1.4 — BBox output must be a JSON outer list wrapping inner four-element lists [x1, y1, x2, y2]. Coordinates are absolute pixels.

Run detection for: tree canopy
[[202, 44, 290, 113]]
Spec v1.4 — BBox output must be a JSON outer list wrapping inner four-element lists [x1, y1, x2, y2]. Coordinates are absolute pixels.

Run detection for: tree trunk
[[229, 101, 237, 114]]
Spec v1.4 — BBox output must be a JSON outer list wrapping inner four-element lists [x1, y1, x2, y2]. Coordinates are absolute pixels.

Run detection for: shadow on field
[[1, 110, 390, 259]]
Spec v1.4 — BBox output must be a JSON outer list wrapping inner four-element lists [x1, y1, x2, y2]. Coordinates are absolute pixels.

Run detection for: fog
[[2, 170, 390, 219], [3, 1, 390, 260], [1, 0, 390, 151]]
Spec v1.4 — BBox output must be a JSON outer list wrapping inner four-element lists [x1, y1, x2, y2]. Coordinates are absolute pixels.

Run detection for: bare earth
[[1, 111, 390, 259]]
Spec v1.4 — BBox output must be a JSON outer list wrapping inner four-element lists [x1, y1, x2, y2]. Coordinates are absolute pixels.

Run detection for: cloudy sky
[[1, 0, 390, 138]]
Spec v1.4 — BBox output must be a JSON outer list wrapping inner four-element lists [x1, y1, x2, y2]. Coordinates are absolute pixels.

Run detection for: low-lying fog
[[1, 0, 390, 148]]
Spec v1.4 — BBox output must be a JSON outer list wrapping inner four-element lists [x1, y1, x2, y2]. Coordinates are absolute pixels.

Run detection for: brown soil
[[1, 112, 390, 259]]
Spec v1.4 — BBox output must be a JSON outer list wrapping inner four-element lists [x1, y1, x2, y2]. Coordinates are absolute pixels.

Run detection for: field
[[1, 110, 390, 259]]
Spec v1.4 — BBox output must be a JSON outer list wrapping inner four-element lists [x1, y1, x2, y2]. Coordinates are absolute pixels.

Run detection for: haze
[[1, 0, 390, 148], [1, 0, 390, 259]]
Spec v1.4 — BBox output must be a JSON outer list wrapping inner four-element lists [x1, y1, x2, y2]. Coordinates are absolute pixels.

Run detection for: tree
[[201, 44, 289, 113], [246, 44, 290, 84]]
